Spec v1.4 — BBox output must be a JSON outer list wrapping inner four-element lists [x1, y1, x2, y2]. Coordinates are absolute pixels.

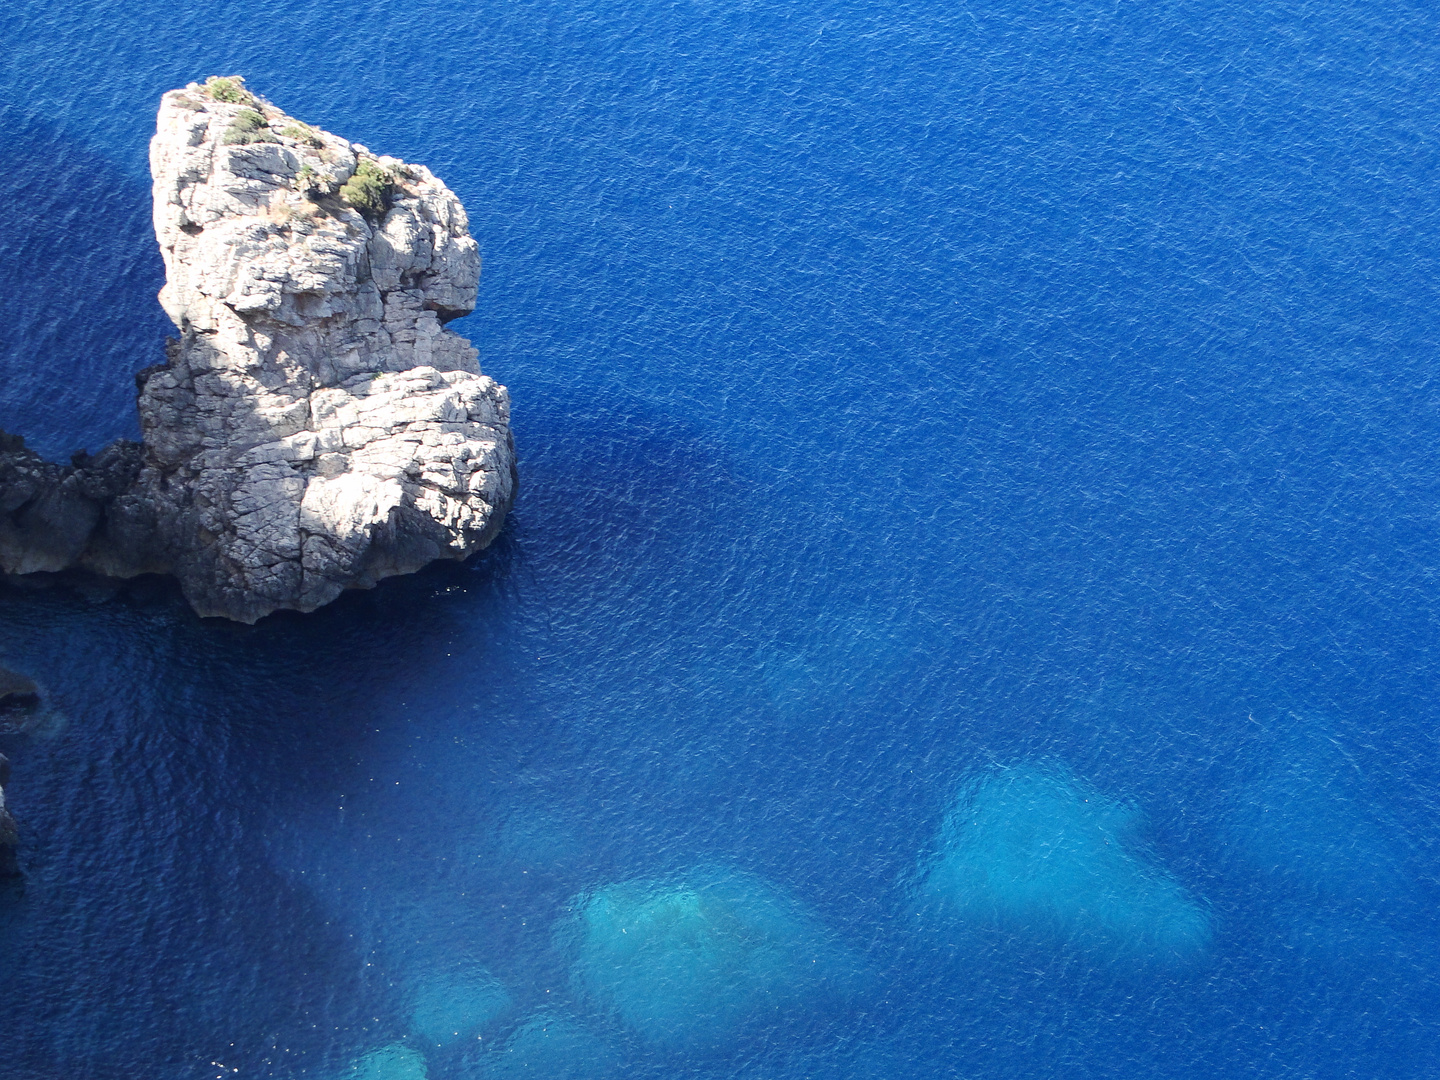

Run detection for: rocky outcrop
[[0, 665, 31, 877], [0, 666, 40, 711], [0, 771, 15, 877], [0, 433, 143, 576], [0, 78, 515, 622]]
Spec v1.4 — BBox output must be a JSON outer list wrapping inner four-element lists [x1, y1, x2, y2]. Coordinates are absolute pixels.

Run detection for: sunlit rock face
[[564, 865, 863, 1053], [917, 762, 1212, 966], [120, 78, 516, 621], [0, 78, 516, 622]]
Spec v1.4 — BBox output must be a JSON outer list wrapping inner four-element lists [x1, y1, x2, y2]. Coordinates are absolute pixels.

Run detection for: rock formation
[[0, 665, 34, 876], [0, 78, 516, 622], [0, 434, 142, 576], [0, 666, 40, 711], [0, 766, 15, 877]]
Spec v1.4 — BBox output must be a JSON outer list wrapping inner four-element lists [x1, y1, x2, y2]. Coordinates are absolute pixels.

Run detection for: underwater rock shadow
[[507, 392, 751, 584], [341, 1042, 428, 1080], [1218, 713, 1431, 969], [1223, 715, 1416, 905], [405, 962, 513, 1052]]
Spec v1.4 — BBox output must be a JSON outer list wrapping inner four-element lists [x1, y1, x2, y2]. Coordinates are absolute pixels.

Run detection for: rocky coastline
[[0, 665, 37, 876], [0, 77, 516, 623]]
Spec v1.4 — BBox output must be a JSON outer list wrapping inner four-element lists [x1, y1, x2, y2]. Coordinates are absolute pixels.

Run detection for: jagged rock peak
[[0, 78, 517, 622]]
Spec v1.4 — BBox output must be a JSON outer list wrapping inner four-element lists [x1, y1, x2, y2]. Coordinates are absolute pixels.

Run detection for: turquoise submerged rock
[[408, 967, 511, 1048], [482, 1011, 619, 1079], [565, 865, 862, 1052], [918, 762, 1211, 966], [344, 1042, 427, 1080]]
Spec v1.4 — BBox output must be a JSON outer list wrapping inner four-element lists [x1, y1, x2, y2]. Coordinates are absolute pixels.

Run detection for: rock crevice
[[0, 78, 516, 622]]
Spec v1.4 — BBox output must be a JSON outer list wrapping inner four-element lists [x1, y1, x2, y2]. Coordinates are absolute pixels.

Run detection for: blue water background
[[3, 0, 1440, 1076]]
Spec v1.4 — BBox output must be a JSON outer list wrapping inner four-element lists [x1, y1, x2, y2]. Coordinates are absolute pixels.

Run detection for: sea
[[2, 1, 1439, 1077]]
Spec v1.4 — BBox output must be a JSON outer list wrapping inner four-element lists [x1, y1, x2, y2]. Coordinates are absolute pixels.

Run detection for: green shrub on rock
[[339, 159, 394, 219], [203, 75, 255, 106], [280, 123, 322, 148], [232, 109, 265, 132], [223, 108, 276, 146]]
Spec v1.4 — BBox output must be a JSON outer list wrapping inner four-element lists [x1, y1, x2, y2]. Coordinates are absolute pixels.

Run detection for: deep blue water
[[3, 0, 1440, 1076]]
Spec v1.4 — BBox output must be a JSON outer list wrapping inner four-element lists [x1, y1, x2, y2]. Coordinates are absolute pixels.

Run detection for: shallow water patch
[[916, 761, 1212, 966], [1221, 717, 1422, 966], [481, 1011, 619, 1079], [562, 864, 864, 1053], [408, 966, 512, 1049], [341, 1042, 427, 1080]]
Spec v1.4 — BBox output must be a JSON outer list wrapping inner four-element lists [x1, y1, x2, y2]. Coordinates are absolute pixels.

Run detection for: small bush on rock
[[223, 108, 277, 146], [295, 163, 329, 198], [280, 123, 322, 148], [339, 159, 394, 219], [203, 76, 255, 106]]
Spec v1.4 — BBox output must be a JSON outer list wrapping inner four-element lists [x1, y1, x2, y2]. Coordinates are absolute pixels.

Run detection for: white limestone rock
[[113, 79, 516, 621], [0, 80, 516, 621]]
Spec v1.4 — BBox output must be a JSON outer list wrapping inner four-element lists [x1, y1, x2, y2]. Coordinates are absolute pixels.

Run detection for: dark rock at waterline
[[0, 669, 34, 877], [0, 826, 17, 877], [0, 431, 145, 578], [0, 664, 41, 711], [0, 751, 16, 877]]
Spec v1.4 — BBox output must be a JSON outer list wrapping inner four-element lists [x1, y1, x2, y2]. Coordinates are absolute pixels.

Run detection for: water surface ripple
[[2, 1, 1439, 1076]]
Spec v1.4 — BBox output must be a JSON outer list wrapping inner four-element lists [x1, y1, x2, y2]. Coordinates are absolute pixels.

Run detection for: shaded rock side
[[0, 778, 15, 877], [0, 665, 40, 711], [0, 666, 29, 877], [0, 432, 142, 577], [0, 79, 516, 622]]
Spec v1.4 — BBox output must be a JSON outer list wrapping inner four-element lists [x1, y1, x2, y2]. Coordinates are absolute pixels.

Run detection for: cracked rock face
[[119, 81, 516, 621], [0, 81, 516, 621]]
